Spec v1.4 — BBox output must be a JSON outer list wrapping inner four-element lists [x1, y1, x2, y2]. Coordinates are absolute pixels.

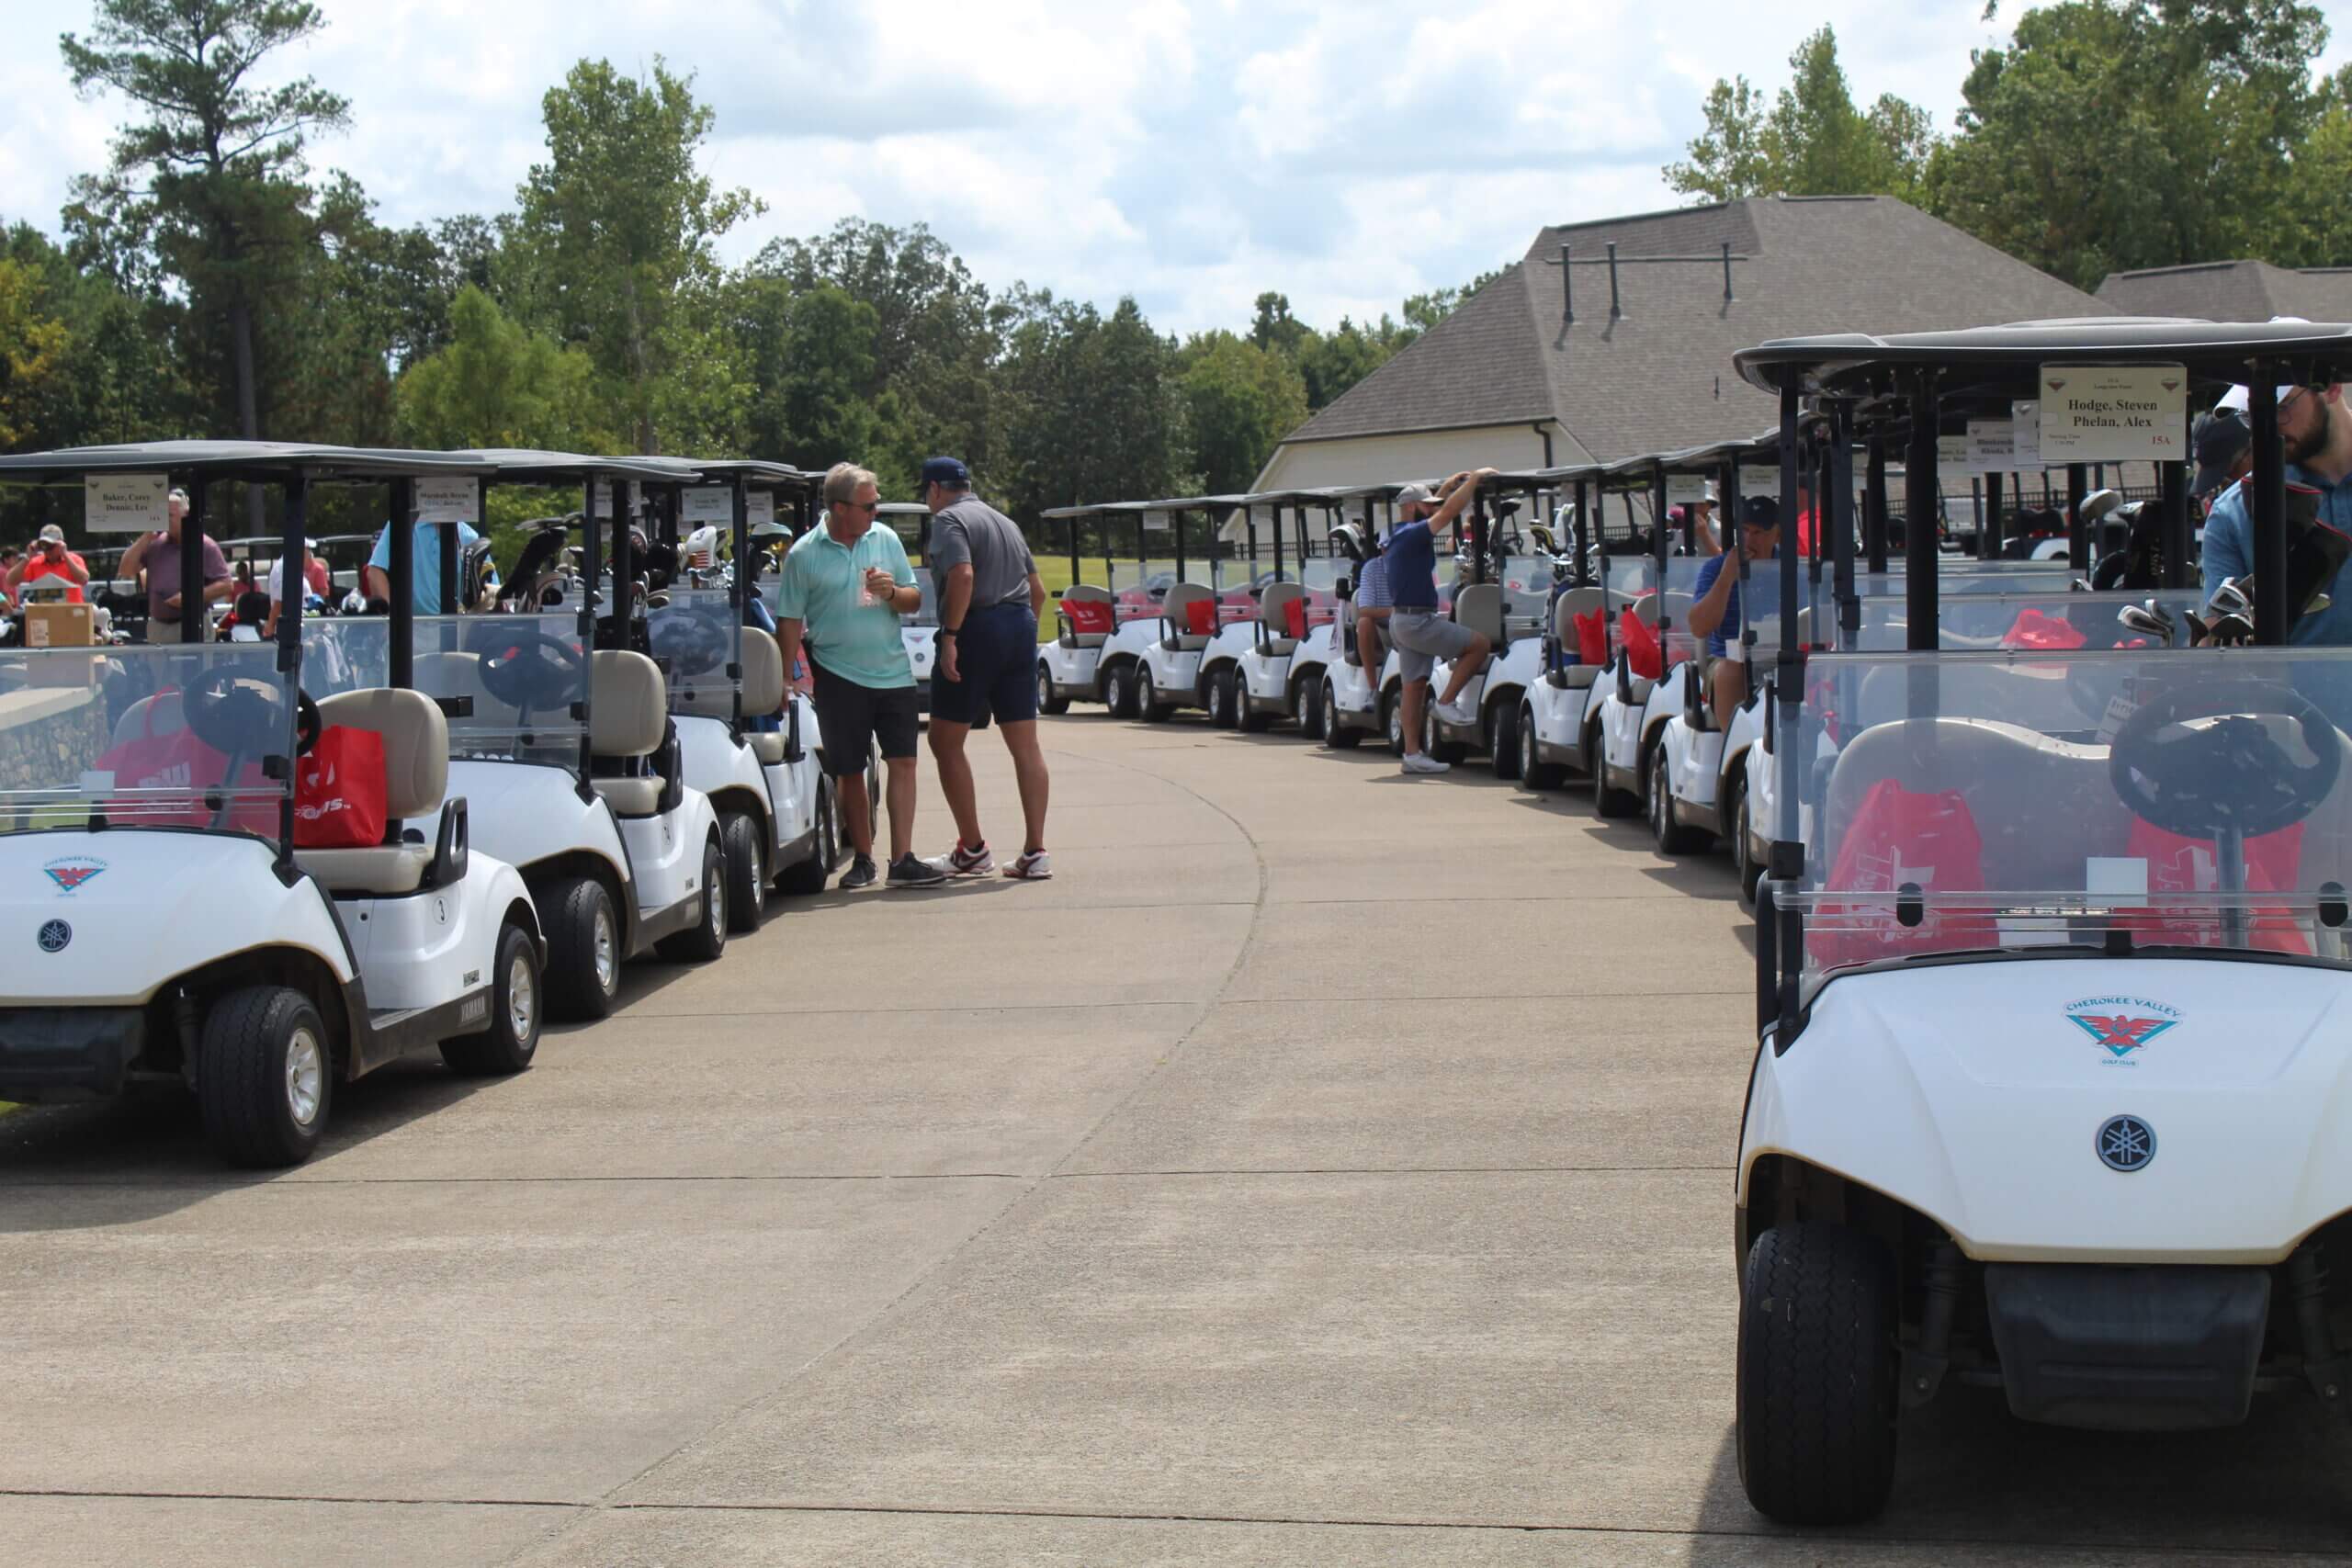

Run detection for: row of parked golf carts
[[0, 443, 897, 1168], [1036, 319, 2352, 1526]]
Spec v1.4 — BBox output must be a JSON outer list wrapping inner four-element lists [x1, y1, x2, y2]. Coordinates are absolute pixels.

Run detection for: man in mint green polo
[[774, 463, 947, 889]]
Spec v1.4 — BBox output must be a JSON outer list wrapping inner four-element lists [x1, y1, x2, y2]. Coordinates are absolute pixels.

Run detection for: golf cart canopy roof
[[1487, 463, 1604, 487], [0, 439, 498, 485], [1736, 317, 2352, 398], [458, 448, 696, 484], [678, 458, 802, 486], [1039, 500, 1161, 519]]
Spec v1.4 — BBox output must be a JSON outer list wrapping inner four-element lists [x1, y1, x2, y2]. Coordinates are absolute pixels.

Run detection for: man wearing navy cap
[[922, 457, 1055, 881]]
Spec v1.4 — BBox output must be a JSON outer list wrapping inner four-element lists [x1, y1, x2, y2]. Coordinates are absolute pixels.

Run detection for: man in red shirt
[[7, 525, 90, 604]]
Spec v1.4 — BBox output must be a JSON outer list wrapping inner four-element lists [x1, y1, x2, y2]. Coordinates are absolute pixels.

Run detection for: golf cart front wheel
[[777, 781, 836, 896], [545, 874, 621, 1021], [1207, 666, 1238, 728], [659, 836, 729, 962], [1423, 702, 1468, 765], [1037, 662, 1070, 716], [1733, 774, 1763, 907], [1651, 747, 1709, 854], [720, 809, 766, 932], [198, 985, 332, 1168], [1295, 676, 1323, 739], [1136, 665, 1171, 722], [442, 920, 543, 1076], [1736, 1221, 1899, 1526], [1489, 700, 1522, 781], [1321, 681, 1360, 749], [1519, 704, 1565, 790], [1103, 663, 1137, 719]]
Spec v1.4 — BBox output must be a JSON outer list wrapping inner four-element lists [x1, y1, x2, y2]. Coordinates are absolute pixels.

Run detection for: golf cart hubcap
[[709, 870, 724, 932], [508, 952, 536, 1039], [594, 908, 616, 989], [286, 1028, 322, 1127]]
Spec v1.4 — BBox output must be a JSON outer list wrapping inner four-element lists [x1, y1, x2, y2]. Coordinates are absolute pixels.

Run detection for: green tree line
[[0, 0, 1474, 546], [1665, 2, 2351, 292]]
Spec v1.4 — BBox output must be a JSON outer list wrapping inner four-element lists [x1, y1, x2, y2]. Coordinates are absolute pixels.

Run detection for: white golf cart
[[1419, 483, 1563, 773], [646, 459, 842, 929], [428, 450, 731, 1020], [1259, 482, 1407, 747], [1035, 502, 1155, 716], [1732, 319, 2352, 1525], [0, 441, 546, 1167], [1512, 464, 1619, 792], [1201, 490, 1316, 732], [1116, 496, 1255, 725], [1587, 449, 1719, 818]]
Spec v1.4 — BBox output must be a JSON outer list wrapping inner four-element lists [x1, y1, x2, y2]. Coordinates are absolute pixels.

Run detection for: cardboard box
[[24, 602, 93, 649]]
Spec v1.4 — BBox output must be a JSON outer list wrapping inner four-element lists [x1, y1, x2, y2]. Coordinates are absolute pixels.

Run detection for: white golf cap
[[1395, 482, 1434, 505], [37, 524, 64, 543]]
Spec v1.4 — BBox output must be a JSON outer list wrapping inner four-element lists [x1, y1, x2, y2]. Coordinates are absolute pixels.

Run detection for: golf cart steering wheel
[[2109, 679, 2342, 841], [471, 629, 587, 711], [183, 671, 322, 759], [649, 610, 728, 678]]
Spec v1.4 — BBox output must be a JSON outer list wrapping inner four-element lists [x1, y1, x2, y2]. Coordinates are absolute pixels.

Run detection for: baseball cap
[[1739, 495, 1781, 529], [918, 457, 969, 489], [37, 524, 65, 544], [1395, 482, 1435, 506], [2191, 411, 2251, 499]]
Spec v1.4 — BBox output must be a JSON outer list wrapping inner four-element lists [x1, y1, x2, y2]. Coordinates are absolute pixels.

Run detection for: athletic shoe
[[1002, 849, 1053, 881], [946, 840, 995, 877], [838, 854, 877, 890], [888, 852, 949, 887], [1437, 694, 1477, 728], [1400, 752, 1451, 775]]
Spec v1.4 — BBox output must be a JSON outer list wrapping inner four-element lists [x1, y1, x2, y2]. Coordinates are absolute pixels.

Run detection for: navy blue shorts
[[933, 602, 1039, 727]]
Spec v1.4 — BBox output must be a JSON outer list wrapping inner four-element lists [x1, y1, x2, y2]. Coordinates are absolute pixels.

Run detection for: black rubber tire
[[1320, 680, 1360, 749], [1733, 771, 1763, 908], [198, 985, 331, 1168], [442, 921, 543, 1075], [1208, 666, 1238, 728], [659, 837, 729, 962], [1490, 699, 1522, 781], [777, 780, 835, 896], [543, 874, 620, 1021], [1136, 664, 1171, 723], [1384, 689, 1406, 756], [1295, 676, 1323, 739], [1651, 745, 1710, 853], [1736, 1222, 1900, 1527], [1037, 661, 1070, 716], [1102, 661, 1137, 718], [1519, 703, 1566, 790], [720, 809, 766, 932], [1424, 702, 1469, 765], [1594, 719, 1639, 817]]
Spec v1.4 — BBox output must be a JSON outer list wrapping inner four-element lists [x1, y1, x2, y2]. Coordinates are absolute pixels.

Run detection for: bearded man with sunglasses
[[2200, 380, 2352, 645]]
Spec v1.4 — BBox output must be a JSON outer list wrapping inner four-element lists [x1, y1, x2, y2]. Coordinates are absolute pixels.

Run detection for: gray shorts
[[1386, 608, 1477, 682]]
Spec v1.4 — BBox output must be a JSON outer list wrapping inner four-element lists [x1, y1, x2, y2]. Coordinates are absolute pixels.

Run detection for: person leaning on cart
[[1387, 469, 1494, 775], [774, 463, 945, 891], [1686, 494, 1781, 728], [119, 488, 232, 637], [2200, 378, 2352, 644]]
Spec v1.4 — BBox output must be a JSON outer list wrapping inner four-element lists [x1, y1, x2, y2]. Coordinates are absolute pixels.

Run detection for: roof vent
[[1560, 243, 1573, 324], [1607, 242, 1623, 321]]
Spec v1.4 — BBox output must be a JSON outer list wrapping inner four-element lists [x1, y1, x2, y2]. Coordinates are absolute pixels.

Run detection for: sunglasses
[[841, 499, 879, 513], [2276, 387, 2315, 425]]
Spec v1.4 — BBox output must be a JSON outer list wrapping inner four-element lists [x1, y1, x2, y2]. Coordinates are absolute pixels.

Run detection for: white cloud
[[8, 0, 2352, 337]]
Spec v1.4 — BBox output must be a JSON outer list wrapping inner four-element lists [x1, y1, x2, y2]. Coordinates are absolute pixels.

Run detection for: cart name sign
[[2039, 365, 2188, 462], [85, 473, 168, 534]]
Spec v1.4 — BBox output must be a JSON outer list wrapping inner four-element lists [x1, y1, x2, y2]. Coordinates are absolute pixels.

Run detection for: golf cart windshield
[[1789, 646, 2352, 1001], [648, 588, 740, 721], [1842, 590, 2210, 653], [1108, 559, 1190, 622], [422, 615, 589, 765], [0, 643, 293, 840]]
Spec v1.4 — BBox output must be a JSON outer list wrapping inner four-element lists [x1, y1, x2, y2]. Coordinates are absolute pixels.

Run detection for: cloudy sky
[[8, 0, 2352, 336]]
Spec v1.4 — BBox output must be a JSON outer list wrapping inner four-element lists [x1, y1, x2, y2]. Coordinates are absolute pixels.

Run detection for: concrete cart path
[[2, 716, 2346, 1567]]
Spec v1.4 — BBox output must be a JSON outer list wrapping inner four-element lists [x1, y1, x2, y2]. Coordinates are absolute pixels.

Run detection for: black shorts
[[933, 601, 1039, 727], [809, 660, 920, 773]]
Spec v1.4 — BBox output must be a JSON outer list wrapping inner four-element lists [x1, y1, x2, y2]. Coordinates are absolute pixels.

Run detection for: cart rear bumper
[[1984, 1262, 2269, 1431], [0, 1008, 148, 1102]]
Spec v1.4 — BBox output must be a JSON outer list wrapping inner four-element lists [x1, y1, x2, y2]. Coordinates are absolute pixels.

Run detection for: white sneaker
[[1400, 752, 1451, 774], [1437, 695, 1477, 727]]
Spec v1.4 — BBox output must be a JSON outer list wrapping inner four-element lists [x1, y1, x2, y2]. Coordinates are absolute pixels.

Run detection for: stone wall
[[0, 686, 112, 798]]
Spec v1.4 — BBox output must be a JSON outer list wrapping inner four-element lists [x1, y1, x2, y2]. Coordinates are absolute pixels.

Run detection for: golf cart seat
[[413, 650, 519, 733], [1256, 581, 1305, 657], [1057, 584, 1114, 649], [1550, 588, 1606, 690], [1160, 583, 1216, 651], [739, 629, 791, 766], [294, 688, 450, 897], [112, 689, 186, 749], [1452, 582, 1507, 656], [588, 649, 668, 818]]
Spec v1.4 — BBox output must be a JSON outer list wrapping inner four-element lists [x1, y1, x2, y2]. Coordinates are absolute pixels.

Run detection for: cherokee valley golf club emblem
[[42, 858, 107, 894], [2065, 996, 2181, 1062]]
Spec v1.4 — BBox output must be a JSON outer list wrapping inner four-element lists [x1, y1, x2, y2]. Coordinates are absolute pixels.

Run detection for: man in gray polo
[[922, 457, 1055, 881]]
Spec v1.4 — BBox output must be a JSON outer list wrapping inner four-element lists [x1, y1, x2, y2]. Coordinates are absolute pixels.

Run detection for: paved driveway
[[2, 716, 2346, 1565]]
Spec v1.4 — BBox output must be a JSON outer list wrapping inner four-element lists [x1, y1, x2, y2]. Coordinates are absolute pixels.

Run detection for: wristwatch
[[938, 627, 959, 639]]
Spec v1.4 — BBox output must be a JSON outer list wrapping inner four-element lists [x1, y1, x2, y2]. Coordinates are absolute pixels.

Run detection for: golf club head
[[2078, 489, 2127, 529], [2116, 603, 2174, 647], [2209, 612, 2255, 645], [2208, 577, 2251, 617]]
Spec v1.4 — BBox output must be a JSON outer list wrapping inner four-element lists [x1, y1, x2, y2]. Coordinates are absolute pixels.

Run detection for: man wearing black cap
[[921, 457, 1055, 881], [2191, 407, 2252, 519], [1686, 495, 1780, 728]]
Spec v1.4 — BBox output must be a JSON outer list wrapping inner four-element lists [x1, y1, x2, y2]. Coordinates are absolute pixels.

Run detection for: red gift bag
[[1619, 608, 1664, 680], [2119, 818, 2309, 955], [95, 694, 266, 829], [1282, 596, 1307, 639], [295, 726, 390, 849], [1572, 610, 1608, 665], [2001, 607, 2087, 649], [1183, 597, 1216, 636], [1809, 781, 1998, 970], [1064, 598, 1113, 637]]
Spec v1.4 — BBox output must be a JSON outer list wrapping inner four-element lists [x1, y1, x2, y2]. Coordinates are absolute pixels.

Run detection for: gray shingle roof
[[1283, 196, 2105, 463], [2096, 259, 2352, 324]]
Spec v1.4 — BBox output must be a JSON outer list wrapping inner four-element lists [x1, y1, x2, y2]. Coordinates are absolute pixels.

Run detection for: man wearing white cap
[[2200, 374, 2352, 645], [6, 524, 90, 604]]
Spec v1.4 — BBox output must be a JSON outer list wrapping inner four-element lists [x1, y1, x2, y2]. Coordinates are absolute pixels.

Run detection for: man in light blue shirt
[[774, 463, 943, 889], [364, 519, 481, 614], [2201, 380, 2352, 645]]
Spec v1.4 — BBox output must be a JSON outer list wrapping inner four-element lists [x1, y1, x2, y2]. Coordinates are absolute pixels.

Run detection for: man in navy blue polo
[[2202, 378, 2352, 644], [1385, 469, 1494, 774], [1687, 495, 1780, 727]]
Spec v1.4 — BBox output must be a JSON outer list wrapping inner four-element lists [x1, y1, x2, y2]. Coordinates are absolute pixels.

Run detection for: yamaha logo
[[36, 919, 72, 953], [2097, 1114, 2156, 1173]]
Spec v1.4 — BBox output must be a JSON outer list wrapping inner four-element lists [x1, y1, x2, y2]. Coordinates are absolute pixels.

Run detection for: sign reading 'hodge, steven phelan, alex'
[[2038, 364, 2188, 463]]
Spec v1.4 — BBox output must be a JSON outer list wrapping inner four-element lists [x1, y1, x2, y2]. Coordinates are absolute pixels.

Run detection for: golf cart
[[1732, 318, 2352, 1525], [643, 459, 841, 929], [1587, 450, 1718, 817], [0, 441, 546, 1167], [425, 450, 732, 1020], [1198, 490, 1308, 731], [1512, 463, 1618, 791], [1035, 501, 1153, 716], [1120, 496, 1252, 724], [1227, 489, 1351, 733], [1418, 472, 1575, 774], [1251, 482, 1402, 747]]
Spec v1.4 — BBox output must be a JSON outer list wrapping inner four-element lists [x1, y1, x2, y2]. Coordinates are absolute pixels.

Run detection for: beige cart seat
[[740, 629, 791, 767], [589, 649, 668, 818], [294, 687, 448, 896]]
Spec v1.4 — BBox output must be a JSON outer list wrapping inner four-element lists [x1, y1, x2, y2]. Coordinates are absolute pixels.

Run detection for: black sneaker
[[888, 852, 949, 887], [838, 854, 877, 890]]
